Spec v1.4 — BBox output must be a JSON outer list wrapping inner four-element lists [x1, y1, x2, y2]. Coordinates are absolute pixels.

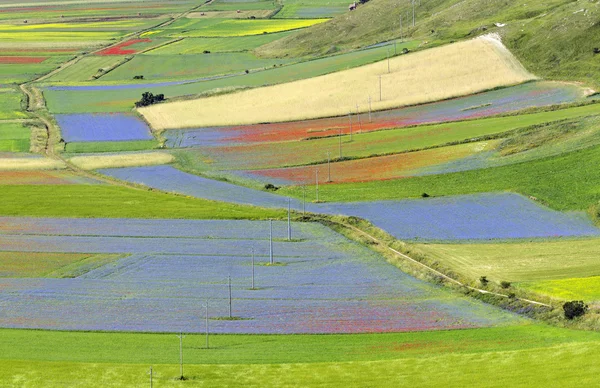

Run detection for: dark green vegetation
[[258, 0, 600, 89], [0, 185, 283, 219]]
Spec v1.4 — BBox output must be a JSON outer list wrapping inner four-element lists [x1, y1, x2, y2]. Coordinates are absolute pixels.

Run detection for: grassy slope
[[415, 238, 600, 283], [257, 0, 600, 88], [0, 185, 283, 219], [2, 325, 600, 386]]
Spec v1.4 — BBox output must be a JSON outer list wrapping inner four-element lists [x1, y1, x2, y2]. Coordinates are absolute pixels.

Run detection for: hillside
[[257, 0, 600, 88]]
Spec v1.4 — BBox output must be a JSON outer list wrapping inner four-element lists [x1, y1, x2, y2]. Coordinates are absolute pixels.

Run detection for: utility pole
[[228, 275, 232, 318], [356, 104, 362, 133], [205, 300, 209, 349], [302, 185, 306, 215], [327, 151, 331, 182], [348, 112, 353, 141], [338, 125, 342, 158], [412, 0, 415, 27], [394, 40, 397, 55], [177, 332, 185, 380], [269, 219, 273, 264], [368, 96, 372, 122], [387, 48, 390, 73], [149, 367, 153, 388], [251, 248, 255, 290], [400, 14, 403, 41], [379, 75, 382, 101], [287, 198, 291, 241], [315, 169, 319, 202]]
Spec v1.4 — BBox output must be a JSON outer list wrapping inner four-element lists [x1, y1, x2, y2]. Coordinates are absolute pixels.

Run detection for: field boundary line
[[340, 222, 553, 308]]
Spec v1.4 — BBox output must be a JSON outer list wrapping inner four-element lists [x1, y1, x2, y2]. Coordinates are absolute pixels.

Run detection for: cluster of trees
[[135, 92, 165, 108]]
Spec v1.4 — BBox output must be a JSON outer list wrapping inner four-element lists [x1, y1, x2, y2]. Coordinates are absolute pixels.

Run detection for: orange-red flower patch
[[0, 56, 48, 64], [97, 39, 151, 56]]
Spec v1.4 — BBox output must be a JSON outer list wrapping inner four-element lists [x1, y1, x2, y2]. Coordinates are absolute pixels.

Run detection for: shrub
[[133, 75, 144, 80], [421, 192, 430, 198], [264, 183, 279, 191], [203, 50, 211, 54], [479, 276, 489, 287], [563, 300, 588, 320], [500, 281, 511, 289]]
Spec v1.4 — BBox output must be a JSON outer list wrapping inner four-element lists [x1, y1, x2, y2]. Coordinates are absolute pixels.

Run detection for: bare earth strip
[[139, 34, 536, 130], [68, 152, 174, 170]]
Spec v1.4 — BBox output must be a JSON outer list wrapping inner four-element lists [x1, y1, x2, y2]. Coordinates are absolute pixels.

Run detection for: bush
[[203, 50, 211, 54], [135, 92, 165, 108], [500, 281, 511, 289], [133, 75, 144, 80], [264, 183, 279, 191], [421, 192, 430, 198], [479, 276, 489, 286], [563, 300, 588, 320]]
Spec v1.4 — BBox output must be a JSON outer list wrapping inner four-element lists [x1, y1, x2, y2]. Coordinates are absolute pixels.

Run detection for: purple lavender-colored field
[[98, 165, 303, 209], [56, 113, 154, 142], [97, 166, 600, 241], [0, 218, 521, 333], [325, 193, 600, 241]]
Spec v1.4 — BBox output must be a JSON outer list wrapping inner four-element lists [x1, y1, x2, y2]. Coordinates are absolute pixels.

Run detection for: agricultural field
[[55, 113, 153, 142], [147, 33, 294, 54], [5, 0, 600, 385], [0, 122, 31, 152], [138, 35, 536, 129], [143, 18, 327, 38], [0, 218, 522, 333], [99, 52, 294, 82], [97, 166, 600, 241], [43, 41, 419, 111], [162, 81, 587, 147]]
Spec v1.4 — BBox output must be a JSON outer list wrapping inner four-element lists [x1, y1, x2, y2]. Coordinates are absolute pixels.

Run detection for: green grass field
[[2, 325, 600, 386], [0, 89, 27, 119], [43, 56, 127, 83], [0, 185, 284, 219], [0, 122, 30, 152], [64, 140, 159, 153], [201, 1, 279, 12], [521, 276, 600, 301], [415, 238, 600, 283], [99, 52, 293, 82], [148, 33, 294, 54]]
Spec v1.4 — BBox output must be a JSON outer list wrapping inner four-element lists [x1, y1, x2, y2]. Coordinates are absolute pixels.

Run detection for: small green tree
[[479, 276, 489, 287], [500, 281, 511, 289], [563, 301, 588, 320]]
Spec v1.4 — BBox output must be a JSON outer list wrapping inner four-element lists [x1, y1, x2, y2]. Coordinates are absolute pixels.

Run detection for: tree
[[563, 300, 588, 320], [135, 92, 165, 108]]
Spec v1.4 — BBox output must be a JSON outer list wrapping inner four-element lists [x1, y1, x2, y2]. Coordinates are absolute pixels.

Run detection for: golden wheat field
[[68, 152, 174, 170], [139, 35, 536, 130], [0, 158, 65, 170]]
